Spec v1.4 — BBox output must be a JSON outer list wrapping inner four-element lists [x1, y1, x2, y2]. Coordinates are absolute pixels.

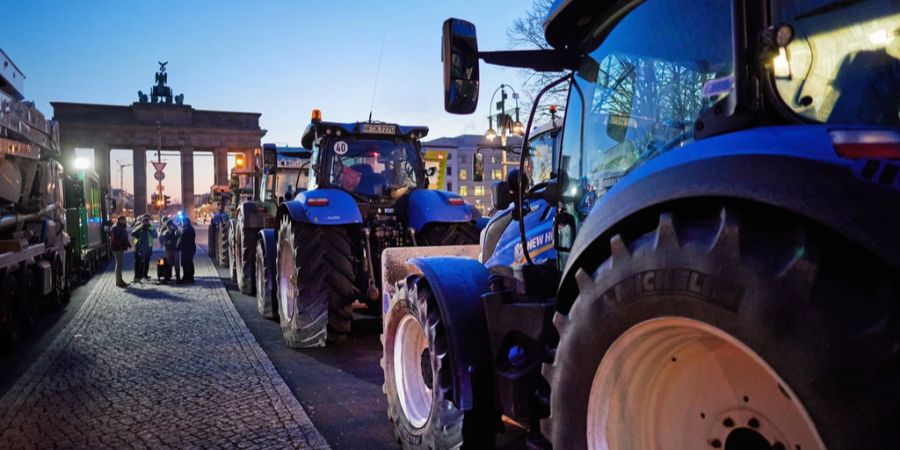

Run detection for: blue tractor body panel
[[407, 189, 477, 232], [280, 189, 364, 226], [409, 256, 492, 410], [486, 199, 557, 268], [558, 125, 900, 304]]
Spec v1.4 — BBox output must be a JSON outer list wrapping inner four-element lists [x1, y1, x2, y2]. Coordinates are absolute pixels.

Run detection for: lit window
[[459, 185, 468, 196], [459, 169, 468, 180], [491, 169, 503, 180], [474, 186, 485, 196]]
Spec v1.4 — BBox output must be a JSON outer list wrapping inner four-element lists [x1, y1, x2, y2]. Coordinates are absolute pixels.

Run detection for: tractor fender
[[278, 188, 363, 226], [407, 189, 477, 232], [408, 256, 491, 410], [559, 125, 900, 309], [258, 228, 276, 295]]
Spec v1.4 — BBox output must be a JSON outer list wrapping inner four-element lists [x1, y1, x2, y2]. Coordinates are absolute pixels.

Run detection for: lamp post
[[116, 159, 133, 191], [484, 84, 525, 177]]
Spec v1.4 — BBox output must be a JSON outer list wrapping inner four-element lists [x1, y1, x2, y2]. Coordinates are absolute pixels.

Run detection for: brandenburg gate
[[52, 63, 265, 216]]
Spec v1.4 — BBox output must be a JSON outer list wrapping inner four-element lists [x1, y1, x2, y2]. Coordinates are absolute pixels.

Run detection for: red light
[[307, 198, 329, 207], [448, 197, 464, 206], [831, 130, 900, 160], [549, 104, 558, 113], [437, 154, 444, 160]]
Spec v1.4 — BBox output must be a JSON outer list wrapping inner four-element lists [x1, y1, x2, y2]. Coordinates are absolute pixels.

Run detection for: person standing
[[177, 217, 197, 283], [160, 220, 181, 282], [108, 216, 131, 287], [131, 215, 157, 282]]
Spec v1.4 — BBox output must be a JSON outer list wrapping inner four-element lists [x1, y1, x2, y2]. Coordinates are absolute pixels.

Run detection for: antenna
[[368, 33, 386, 122]]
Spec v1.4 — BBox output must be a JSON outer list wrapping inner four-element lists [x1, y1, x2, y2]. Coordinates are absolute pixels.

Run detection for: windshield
[[324, 138, 422, 197], [772, 0, 899, 125], [560, 0, 733, 216], [272, 169, 308, 197]]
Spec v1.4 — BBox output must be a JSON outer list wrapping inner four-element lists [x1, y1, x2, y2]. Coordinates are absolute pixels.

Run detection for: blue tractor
[[380, 1, 900, 449], [268, 112, 481, 348]]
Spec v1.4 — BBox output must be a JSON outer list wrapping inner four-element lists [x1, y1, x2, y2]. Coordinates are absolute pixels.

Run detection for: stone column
[[214, 147, 228, 186], [94, 144, 111, 193], [133, 146, 147, 216], [181, 146, 194, 219]]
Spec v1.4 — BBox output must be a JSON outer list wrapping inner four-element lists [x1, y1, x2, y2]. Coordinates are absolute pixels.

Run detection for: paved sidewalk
[[0, 249, 328, 449]]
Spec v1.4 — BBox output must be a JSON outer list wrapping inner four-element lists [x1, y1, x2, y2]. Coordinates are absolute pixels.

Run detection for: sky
[[5, 0, 535, 202]]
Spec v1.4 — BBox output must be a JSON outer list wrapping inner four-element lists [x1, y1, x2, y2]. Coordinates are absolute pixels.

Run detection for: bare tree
[[507, 0, 568, 120]]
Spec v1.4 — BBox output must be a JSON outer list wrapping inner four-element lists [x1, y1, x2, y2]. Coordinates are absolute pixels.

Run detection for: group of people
[[108, 214, 197, 287]]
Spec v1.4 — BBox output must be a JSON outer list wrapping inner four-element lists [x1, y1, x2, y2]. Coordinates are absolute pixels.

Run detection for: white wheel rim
[[277, 232, 296, 321], [394, 314, 432, 428], [587, 317, 825, 450]]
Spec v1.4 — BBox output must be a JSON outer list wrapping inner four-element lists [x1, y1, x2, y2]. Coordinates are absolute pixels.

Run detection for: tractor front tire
[[277, 216, 356, 348], [542, 207, 900, 450], [417, 223, 479, 246], [256, 239, 276, 320], [382, 275, 497, 449], [228, 220, 238, 282]]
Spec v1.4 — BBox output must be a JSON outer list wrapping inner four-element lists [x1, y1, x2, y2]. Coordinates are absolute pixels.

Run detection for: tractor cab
[[257, 143, 312, 204], [301, 114, 431, 207]]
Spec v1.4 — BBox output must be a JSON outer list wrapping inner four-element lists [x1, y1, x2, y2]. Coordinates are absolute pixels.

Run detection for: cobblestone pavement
[[0, 249, 329, 449]]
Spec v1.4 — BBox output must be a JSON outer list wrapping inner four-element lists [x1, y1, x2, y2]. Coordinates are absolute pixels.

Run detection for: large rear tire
[[542, 207, 900, 450], [417, 223, 479, 246], [256, 239, 276, 320], [276, 216, 357, 348], [382, 275, 497, 449], [235, 217, 257, 295], [228, 219, 237, 282], [216, 221, 230, 267]]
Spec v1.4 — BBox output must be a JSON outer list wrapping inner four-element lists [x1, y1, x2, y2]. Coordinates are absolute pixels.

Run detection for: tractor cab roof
[[301, 120, 429, 150], [543, 0, 620, 51], [262, 143, 312, 159]]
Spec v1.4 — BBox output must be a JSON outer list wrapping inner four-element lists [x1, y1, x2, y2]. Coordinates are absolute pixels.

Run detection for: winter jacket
[[109, 223, 131, 251], [132, 223, 158, 251], [177, 224, 197, 253], [160, 227, 180, 252]]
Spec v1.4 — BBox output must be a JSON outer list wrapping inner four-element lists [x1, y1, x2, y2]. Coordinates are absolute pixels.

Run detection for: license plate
[[361, 123, 397, 135]]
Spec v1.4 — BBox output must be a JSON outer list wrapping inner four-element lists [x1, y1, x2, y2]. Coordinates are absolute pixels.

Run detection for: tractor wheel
[[256, 239, 276, 320], [277, 216, 356, 348], [0, 270, 23, 354], [542, 207, 900, 450], [236, 220, 257, 295], [46, 255, 69, 309], [382, 275, 497, 449], [417, 223, 479, 246], [217, 222, 230, 267], [207, 222, 217, 261], [228, 220, 238, 282]]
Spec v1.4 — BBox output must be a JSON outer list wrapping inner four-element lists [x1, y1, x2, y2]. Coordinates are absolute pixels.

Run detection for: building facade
[[422, 134, 522, 216]]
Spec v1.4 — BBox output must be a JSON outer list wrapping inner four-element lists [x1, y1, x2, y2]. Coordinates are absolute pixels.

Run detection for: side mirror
[[491, 180, 510, 210], [442, 18, 480, 114]]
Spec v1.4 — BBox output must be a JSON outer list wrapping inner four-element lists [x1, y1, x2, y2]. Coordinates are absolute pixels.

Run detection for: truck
[[0, 48, 71, 353], [271, 112, 481, 348], [63, 167, 109, 278], [379, 1, 900, 449]]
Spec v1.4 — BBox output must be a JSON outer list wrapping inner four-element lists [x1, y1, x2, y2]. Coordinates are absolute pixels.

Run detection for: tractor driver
[[338, 166, 362, 191]]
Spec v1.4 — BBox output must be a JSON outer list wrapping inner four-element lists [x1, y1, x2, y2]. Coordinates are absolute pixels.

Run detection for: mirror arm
[[479, 49, 570, 72]]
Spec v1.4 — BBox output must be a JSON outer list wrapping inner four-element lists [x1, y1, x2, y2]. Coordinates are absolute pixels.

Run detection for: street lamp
[[116, 159, 133, 191], [484, 84, 525, 176]]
